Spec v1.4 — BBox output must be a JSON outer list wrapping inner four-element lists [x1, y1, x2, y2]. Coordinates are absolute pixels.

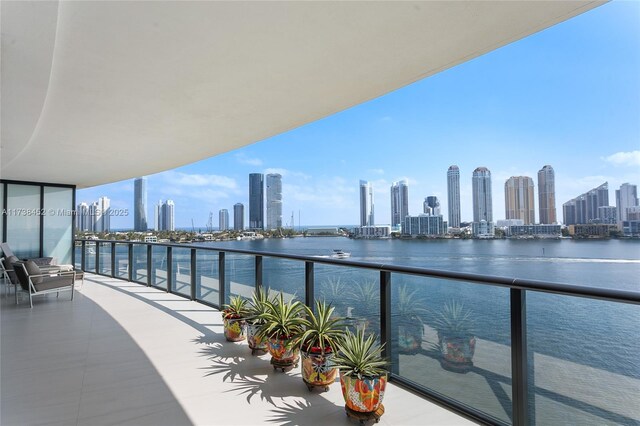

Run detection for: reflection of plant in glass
[[432, 300, 476, 372], [394, 285, 428, 353], [319, 276, 348, 315], [433, 300, 475, 337], [349, 279, 379, 318]]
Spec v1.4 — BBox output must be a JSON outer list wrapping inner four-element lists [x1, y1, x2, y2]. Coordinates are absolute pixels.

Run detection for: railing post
[[218, 252, 226, 309], [190, 248, 197, 301], [128, 243, 133, 282], [511, 288, 530, 426], [305, 261, 314, 310], [166, 246, 173, 293], [81, 240, 86, 271], [255, 255, 262, 291], [380, 271, 395, 372], [111, 242, 116, 278], [146, 244, 152, 287], [95, 242, 100, 274]]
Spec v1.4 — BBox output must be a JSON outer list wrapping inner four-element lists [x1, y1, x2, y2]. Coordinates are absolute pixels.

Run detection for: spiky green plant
[[433, 300, 475, 337], [255, 292, 305, 340], [293, 300, 346, 354], [332, 327, 387, 380], [396, 285, 428, 323], [222, 295, 249, 319], [349, 279, 379, 317], [246, 286, 272, 325]]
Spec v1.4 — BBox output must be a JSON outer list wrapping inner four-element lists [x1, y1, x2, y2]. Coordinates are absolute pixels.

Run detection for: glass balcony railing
[[74, 239, 640, 426]]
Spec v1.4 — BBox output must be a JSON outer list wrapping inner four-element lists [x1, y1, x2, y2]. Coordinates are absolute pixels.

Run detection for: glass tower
[[472, 167, 492, 223], [266, 173, 283, 230], [234, 203, 244, 231], [219, 209, 229, 231], [249, 173, 264, 230], [505, 176, 535, 225], [134, 177, 148, 231], [537, 165, 557, 224], [447, 165, 461, 228], [359, 180, 374, 227], [390, 180, 408, 228]]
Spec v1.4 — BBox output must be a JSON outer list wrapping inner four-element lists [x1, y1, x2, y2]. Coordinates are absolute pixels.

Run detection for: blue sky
[[79, 2, 640, 230]]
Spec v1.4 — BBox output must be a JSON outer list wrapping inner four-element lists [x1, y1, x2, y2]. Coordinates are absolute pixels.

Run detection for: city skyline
[[77, 2, 639, 229]]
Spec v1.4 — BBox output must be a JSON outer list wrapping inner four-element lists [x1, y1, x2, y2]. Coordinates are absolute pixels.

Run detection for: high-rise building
[[93, 196, 110, 232], [154, 200, 162, 231], [76, 202, 89, 231], [359, 180, 374, 227], [266, 173, 283, 230], [424, 196, 440, 216], [447, 165, 461, 228], [249, 173, 264, 230], [234, 203, 244, 231], [134, 177, 148, 231], [390, 180, 408, 228], [615, 183, 638, 222], [537, 165, 557, 224], [219, 209, 229, 231], [155, 199, 175, 231], [472, 167, 492, 223], [505, 176, 535, 225], [563, 182, 609, 225]]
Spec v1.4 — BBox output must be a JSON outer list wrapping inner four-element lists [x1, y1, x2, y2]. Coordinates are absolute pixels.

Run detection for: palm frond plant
[[222, 295, 250, 342], [332, 327, 388, 414], [245, 286, 272, 354], [432, 300, 476, 373], [293, 300, 346, 390], [256, 292, 305, 370], [394, 285, 429, 354]]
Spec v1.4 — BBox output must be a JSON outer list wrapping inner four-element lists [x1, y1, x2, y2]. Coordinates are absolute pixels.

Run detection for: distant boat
[[331, 249, 351, 259]]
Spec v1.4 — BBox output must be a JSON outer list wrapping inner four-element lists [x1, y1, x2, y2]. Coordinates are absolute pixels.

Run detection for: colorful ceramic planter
[[339, 371, 387, 413], [397, 323, 422, 354], [268, 336, 299, 364], [438, 334, 476, 372], [247, 322, 268, 354], [301, 349, 337, 390], [223, 317, 246, 342]]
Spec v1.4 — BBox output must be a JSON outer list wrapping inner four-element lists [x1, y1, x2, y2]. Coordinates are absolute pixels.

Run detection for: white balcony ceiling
[[1, 1, 603, 188]]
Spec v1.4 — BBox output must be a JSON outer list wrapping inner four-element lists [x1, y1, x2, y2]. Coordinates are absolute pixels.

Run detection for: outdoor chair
[[0, 242, 55, 267], [12, 260, 76, 308], [0, 257, 19, 297]]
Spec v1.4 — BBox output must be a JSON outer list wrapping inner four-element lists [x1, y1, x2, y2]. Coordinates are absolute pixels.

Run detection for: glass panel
[[74, 242, 82, 270], [196, 250, 219, 307], [262, 257, 304, 303], [225, 253, 255, 305], [151, 245, 168, 289], [98, 242, 111, 275], [132, 244, 147, 283], [0, 184, 4, 243], [114, 243, 128, 279], [5, 184, 41, 259], [43, 186, 73, 265], [391, 274, 511, 424], [528, 293, 640, 425], [315, 264, 379, 335], [172, 247, 191, 296], [84, 242, 96, 273]]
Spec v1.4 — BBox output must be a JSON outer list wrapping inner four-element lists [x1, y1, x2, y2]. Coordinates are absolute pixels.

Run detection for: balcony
[[3, 240, 638, 425]]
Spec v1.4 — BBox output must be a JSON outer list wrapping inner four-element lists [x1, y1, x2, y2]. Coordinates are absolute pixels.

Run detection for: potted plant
[[222, 295, 250, 342], [333, 327, 388, 418], [348, 279, 379, 336], [433, 300, 476, 373], [256, 292, 305, 371], [246, 286, 271, 354], [293, 300, 346, 391], [395, 285, 428, 354]]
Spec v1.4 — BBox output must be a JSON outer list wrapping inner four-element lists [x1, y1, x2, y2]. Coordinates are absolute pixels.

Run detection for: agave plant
[[395, 285, 428, 353], [222, 295, 249, 319], [432, 300, 476, 372], [433, 300, 475, 337], [318, 276, 349, 315], [255, 292, 305, 340], [332, 327, 387, 380], [246, 286, 272, 325], [293, 300, 346, 354], [349, 279, 379, 318]]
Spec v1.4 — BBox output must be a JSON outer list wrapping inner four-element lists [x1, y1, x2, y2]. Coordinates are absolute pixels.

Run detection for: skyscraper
[[424, 196, 440, 216], [537, 165, 557, 224], [155, 199, 175, 231], [359, 180, 374, 227], [234, 203, 244, 231], [76, 202, 89, 231], [249, 173, 264, 230], [616, 183, 638, 222], [390, 180, 408, 228], [134, 177, 148, 231], [219, 209, 229, 231], [505, 176, 535, 225], [94, 196, 110, 232], [266, 173, 283, 230], [447, 166, 461, 228], [472, 167, 492, 223], [563, 182, 609, 225]]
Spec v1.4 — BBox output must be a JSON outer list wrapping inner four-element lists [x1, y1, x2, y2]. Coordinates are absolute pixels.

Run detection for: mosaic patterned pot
[[339, 371, 387, 413], [223, 317, 246, 342], [267, 335, 300, 364], [247, 322, 268, 353], [301, 349, 337, 390], [438, 334, 476, 372], [397, 323, 422, 354]]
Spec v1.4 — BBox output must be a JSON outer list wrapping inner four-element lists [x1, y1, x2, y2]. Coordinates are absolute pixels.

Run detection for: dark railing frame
[[76, 239, 640, 426]]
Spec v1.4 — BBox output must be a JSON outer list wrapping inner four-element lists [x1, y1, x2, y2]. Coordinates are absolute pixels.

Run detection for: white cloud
[[602, 151, 640, 167], [235, 153, 263, 166], [162, 171, 237, 189]]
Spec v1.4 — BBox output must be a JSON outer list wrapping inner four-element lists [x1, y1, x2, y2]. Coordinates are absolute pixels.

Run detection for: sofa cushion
[[24, 260, 43, 284], [34, 275, 74, 292]]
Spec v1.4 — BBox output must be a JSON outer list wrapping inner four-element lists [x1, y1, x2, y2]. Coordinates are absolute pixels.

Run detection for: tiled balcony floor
[[1, 274, 474, 426]]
